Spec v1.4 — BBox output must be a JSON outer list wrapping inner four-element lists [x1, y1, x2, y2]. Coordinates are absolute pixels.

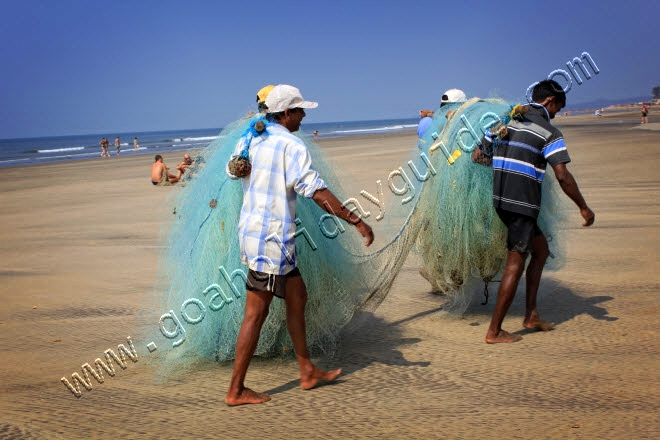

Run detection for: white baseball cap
[[441, 88, 467, 105], [265, 85, 319, 113]]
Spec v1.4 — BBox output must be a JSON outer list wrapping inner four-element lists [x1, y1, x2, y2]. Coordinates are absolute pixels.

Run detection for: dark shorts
[[496, 208, 543, 255], [246, 267, 301, 299]]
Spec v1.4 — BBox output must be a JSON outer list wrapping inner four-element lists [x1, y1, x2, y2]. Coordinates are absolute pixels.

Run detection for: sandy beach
[[1, 114, 659, 438]]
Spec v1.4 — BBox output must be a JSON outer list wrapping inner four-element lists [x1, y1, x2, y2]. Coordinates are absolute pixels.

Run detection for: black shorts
[[246, 267, 301, 299], [496, 208, 543, 254]]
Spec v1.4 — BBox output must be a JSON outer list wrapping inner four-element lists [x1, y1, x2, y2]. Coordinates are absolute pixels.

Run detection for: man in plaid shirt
[[225, 85, 374, 406]]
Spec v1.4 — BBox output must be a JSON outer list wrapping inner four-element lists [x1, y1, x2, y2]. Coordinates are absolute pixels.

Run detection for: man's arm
[[552, 163, 595, 227], [311, 188, 374, 246], [471, 143, 492, 166]]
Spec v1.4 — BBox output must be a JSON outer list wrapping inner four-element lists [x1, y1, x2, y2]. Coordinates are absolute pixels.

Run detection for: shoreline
[[0, 119, 420, 170]]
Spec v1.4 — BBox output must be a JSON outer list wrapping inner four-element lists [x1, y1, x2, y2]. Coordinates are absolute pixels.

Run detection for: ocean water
[[0, 118, 418, 168]]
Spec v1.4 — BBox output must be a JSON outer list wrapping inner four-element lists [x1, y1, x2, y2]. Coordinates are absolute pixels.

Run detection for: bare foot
[[301, 368, 342, 390], [485, 330, 523, 344], [225, 387, 271, 406], [523, 316, 555, 332]]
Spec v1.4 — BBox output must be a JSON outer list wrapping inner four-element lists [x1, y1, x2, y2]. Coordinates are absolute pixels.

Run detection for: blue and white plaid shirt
[[226, 124, 326, 275]]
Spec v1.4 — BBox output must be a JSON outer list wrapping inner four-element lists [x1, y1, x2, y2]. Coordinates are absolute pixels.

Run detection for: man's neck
[[275, 121, 293, 133], [529, 102, 551, 121]]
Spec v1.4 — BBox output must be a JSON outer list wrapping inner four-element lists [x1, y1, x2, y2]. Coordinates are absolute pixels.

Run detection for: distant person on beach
[[417, 88, 468, 289], [151, 155, 180, 185], [134, 137, 139, 151], [417, 89, 467, 288], [417, 109, 434, 148], [115, 137, 121, 156], [472, 79, 595, 344], [313, 130, 319, 139], [99, 137, 110, 157], [642, 103, 649, 124], [224, 84, 374, 406], [417, 89, 467, 148]]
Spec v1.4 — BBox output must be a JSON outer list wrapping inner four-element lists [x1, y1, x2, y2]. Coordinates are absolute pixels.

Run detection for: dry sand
[[0, 118, 659, 439]]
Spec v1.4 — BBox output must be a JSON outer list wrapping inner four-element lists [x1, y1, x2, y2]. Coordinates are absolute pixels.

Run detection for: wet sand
[[0, 116, 659, 438]]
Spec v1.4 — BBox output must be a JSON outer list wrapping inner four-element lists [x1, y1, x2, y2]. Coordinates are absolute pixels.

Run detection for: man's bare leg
[[523, 233, 555, 331], [486, 251, 525, 344], [225, 289, 273, 406], [285, 275, 341, 389]]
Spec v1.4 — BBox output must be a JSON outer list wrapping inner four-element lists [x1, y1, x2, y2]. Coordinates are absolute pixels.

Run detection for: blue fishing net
[[139, 98, 568, 378]]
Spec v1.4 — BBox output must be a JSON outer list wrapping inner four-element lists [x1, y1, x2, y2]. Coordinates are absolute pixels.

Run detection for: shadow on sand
[[263, 307, 439, 396], [265, 278, 617, 395], [460, 277, 618, 335]]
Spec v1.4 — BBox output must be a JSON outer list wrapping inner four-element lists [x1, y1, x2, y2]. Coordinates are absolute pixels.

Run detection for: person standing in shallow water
[[224, 85, 374, 406], [641, 103, 649, 124], [472, 79, 595, 344], [100, 137, 110, 157]]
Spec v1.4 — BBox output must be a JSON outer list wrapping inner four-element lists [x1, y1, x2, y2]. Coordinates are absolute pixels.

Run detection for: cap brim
[[296, 101, 318, 109]]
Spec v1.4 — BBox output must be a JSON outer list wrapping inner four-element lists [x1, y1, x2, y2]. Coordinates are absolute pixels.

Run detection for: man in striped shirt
[[473, 80, 595, 344], [225, 85, 374, 405]]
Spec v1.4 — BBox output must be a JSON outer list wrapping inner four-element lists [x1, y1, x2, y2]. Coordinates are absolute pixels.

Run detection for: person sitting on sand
[[176, 153, 193, 174], [151, 155, 180, 185], [176, 153, 202, 182], [472, 79, 595, 344]]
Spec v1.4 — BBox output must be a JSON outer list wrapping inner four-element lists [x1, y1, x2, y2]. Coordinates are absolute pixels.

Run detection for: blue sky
[[1, 0, 657, 138]]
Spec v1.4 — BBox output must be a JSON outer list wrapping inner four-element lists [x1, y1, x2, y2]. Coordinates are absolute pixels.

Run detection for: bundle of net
[[413, 98, 568, 313], [137, 113, 424, 379]]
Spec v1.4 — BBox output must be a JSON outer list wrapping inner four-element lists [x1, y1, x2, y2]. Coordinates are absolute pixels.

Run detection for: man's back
[[491, 104, 570, 218], [151, 161, 165, 182], [228, 123, 326, 275]]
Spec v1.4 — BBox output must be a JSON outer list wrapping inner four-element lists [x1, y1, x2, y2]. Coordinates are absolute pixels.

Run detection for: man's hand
[[491, 121, 508, 139], [355, 221, 374, 247], [471, 147, 492, 166], [580, 206, 595, 227]]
